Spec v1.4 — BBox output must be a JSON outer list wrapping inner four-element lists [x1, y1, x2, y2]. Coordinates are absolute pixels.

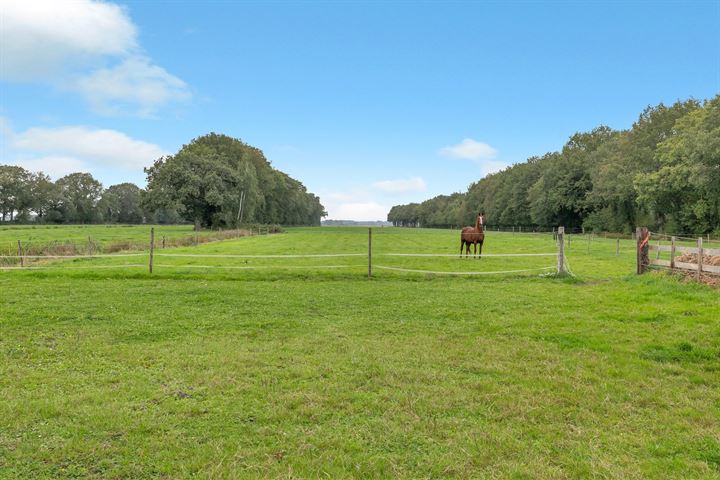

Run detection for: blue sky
[[1, 1, 718, 220]]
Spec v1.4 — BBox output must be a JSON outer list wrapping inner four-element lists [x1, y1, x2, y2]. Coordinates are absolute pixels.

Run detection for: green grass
[[0, 224, 195, 246], [1, 227, 719, 478]]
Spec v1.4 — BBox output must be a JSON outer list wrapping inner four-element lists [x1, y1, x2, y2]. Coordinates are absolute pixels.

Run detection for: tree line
[[388, 96, 720, 235], [0, 133, 326, 228]]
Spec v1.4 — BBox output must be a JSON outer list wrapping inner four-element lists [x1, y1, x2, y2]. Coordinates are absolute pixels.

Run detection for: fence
[[1, 227, 571, 278], [636, 227, 720, 280]]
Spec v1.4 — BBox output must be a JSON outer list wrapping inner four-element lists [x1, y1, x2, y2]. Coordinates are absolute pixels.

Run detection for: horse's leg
[[478, 240, 483, 259], [474, 242, 478, 258]]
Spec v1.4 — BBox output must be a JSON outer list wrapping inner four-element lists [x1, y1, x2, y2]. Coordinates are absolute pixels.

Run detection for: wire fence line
[[0, 249, 561, 277], [154, 264, 367, 270], [0, 253, 146, 259], [374, 265, 556, 275], [377, 253, 557, 258], [0, 264, 147, 270], [154, 253, 366, 258], [1, 252, 557, 260]]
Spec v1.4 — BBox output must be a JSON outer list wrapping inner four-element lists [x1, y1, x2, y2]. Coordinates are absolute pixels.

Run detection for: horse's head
[[477, 212, 485, 232]]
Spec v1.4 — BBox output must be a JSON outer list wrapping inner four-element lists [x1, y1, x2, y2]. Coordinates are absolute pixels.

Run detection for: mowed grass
[[1, 227, 719, 479]]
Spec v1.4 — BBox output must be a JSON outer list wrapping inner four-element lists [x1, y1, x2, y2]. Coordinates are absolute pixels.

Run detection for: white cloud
[[372, 176, 427, 194], [11, 155, 87, 179], [0, 119, 167, 180], [0, 0, 190, 115], [318, 187, 390, 221], [12, 125, 167, 170], [439, 138, 497, 161], [0, 0, 137, 80], [329, 202, 389, 221], [73, 57, 190, 116]]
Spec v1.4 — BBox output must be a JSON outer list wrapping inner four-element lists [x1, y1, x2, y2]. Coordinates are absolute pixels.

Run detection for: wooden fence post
[[162, 235, 166, 249], [557, 226, 565, 274], [616, 238, 620, 256], [636, 227, 650, 274], [368, 227, 372, 278], [636, 227, 641, 274], [656, 239, 661, 260], [17, 240, 23, 268], [149, 228, 154, 274], [697, 237, 703, 281], [670, 236, 676, 271]]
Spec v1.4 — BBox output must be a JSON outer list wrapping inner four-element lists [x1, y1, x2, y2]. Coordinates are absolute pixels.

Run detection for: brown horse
[[460, 213, 485, 258]]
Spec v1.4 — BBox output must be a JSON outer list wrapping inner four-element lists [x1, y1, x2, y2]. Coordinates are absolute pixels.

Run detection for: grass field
[[1, 226, 719, 479], [0, 224, 270, 258], [0, 224, 195, 247]]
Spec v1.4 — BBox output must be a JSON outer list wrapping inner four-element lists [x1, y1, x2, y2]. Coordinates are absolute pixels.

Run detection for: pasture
[[0, 224, 198, 247], [1, 226, 719, 479]]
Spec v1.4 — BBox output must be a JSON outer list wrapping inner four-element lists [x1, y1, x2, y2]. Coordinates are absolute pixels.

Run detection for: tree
[[56, 173, 103, 223], [587, 100, 701, 232], [98, 183, 145, 223], [0, 165, 33, 222], [635, 96, 720, 233], [29, 172, 66, 223], [145, 150, 240, 229], [145, 133, 325, 229]]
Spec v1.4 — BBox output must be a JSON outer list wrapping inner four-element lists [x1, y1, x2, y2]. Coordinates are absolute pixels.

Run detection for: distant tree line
[[1, 133, 326, 228], [389, 96, 720, 234]]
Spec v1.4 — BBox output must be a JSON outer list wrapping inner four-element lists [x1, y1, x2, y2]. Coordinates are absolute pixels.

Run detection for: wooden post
[[149, 228, 155, 274], [557, 226, 565, 274], [670, 236, 676, 271], [636, 227, 650, 274], [162, 235, 166, 249], [17, 240, 23, 268], [587, 234, 590, 254], [636, 227, 641, 274], [697, 237, 703, 281], [656, 239, 661, 260], [616, 238, 620, 256], [368, 227, 372, 278]]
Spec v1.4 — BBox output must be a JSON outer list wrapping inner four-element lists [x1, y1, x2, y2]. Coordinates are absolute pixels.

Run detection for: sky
[[1, 0, 719, 221]]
